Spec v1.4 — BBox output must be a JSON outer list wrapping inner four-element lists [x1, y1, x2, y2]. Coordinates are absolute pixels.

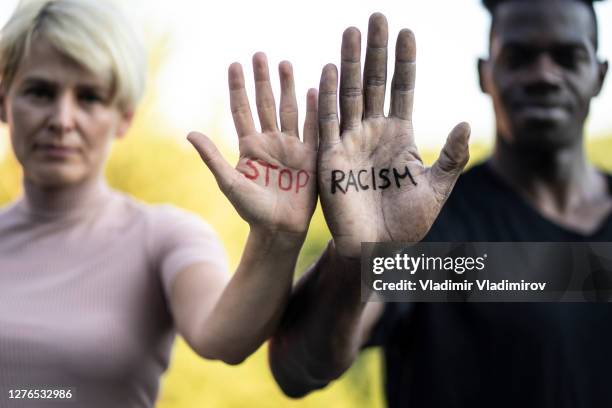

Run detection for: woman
[[0, 0, 318, 406]]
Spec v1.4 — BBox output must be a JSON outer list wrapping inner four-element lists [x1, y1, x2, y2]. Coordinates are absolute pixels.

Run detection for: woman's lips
[[34, 144, 79, 160]]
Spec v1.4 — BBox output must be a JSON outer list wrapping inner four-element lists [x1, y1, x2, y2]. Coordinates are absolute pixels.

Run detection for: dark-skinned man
[[269, 1, 612, 407]]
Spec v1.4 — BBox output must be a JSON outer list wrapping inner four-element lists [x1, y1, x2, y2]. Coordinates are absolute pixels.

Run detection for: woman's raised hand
[[189, 53, 318, 240]]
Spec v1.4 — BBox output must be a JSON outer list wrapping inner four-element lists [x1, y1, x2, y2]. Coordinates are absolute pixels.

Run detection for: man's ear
[[594, 60, 608, 96], [116, 110, 134, 139], [477, 58, 490, 95], [0, 88, 7, 124]]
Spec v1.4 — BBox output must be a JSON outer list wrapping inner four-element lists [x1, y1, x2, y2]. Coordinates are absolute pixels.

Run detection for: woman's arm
[[172, 52, 318, 364], [169, 227, 303, 365]]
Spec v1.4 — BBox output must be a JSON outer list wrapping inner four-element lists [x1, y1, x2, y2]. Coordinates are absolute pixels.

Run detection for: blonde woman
[[0, 1, 317, 407]]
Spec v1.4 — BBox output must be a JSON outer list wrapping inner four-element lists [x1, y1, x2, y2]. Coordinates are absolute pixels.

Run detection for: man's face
[[479, 1, 607, 151], [0, 37, 132, 188]]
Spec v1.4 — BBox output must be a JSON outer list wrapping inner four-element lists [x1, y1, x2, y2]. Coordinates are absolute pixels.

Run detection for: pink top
[[0, 181, 228, 407]]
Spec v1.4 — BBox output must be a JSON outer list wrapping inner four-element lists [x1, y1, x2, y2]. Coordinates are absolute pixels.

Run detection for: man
[[269, 1, 612, 406]]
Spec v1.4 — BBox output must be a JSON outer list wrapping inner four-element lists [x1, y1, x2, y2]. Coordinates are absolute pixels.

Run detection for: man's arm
[[269, 13, 470, 396], [268, 242, 384, 397]]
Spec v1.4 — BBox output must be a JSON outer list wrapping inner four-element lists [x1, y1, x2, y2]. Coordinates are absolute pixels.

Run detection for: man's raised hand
[[318, 13, 470, 258], [188, 53, 318, 240]]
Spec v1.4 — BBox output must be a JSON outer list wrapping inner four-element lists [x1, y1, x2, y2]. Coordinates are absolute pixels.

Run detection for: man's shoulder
[[452, 160, 496, 194], [442, 160, 504, 210], [602, 170, 612, 193], [426, 160, 511, 241]]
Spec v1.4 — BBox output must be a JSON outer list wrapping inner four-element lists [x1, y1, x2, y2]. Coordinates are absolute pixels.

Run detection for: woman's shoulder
[[0, 200, 22, 228], [109, 191, 214, 235], [0, 199, 19, 215]]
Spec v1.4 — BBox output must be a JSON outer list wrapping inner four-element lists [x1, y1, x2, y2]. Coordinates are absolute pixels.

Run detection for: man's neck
[[490, 135, 605, 214]]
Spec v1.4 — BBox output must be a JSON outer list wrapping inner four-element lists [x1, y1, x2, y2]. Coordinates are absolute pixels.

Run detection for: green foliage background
[[1, 45, 611, 407]]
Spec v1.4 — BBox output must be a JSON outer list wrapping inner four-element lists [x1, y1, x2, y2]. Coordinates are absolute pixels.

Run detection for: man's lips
[[512, 101, 570, 122], [519, 103, 566, 109], [513, 99, 569, 108]]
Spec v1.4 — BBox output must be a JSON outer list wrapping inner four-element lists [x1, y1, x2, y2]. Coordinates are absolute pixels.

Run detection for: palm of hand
[[318, 14, 470, 257], [189, 53, 318, 237], [232, 128, 317, 234]]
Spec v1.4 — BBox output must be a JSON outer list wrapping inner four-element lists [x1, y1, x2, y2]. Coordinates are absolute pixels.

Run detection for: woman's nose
[[48, 93, 77, 134]]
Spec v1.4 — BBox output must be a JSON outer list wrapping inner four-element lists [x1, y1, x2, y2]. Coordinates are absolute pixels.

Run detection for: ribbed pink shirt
[[0, 181, 228, 407]]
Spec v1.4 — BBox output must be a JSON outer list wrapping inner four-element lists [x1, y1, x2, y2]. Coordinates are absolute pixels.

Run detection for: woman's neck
[[20, 176, 111, 221]]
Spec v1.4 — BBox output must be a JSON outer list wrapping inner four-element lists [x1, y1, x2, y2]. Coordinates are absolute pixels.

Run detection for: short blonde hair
[[0, 0, 146, 113]]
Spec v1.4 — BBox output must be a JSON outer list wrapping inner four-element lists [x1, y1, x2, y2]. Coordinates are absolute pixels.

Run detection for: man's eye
[[553, 48, 587, 70], [505, 48, 535, 70]]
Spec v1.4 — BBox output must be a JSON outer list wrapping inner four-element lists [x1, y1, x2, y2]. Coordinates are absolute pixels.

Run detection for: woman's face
[[0, 38, 132, 188]]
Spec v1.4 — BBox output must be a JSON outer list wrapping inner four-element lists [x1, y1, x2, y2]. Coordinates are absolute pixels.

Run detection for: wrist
[[248, 225, 306, 253], [325, 240, 366, 300], [330, 238, 362, 261], [329, 240, 361, 265]]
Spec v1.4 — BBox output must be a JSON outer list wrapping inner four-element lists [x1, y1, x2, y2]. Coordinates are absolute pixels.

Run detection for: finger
[[187, 132, 238, 193], [253, 52, 279, 132], [430, 122, 471, 200], [228, 63, 256, 138], [279, 61, 299, 138], [340, 27, 363, 131], [319, 64, 340, 144], [390, 29, 416, 121], [303, 88, 318, 149], [363, 13, 388, 119]]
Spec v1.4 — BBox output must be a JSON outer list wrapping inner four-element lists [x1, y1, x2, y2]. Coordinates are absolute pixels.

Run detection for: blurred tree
[[1, 33, 612, 408]]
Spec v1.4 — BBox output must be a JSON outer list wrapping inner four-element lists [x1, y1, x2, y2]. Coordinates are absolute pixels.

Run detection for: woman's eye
[[78, 92, 102, 104], [25, 86, 53, 100]]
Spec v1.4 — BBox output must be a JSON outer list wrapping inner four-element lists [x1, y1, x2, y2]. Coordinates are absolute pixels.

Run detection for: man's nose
[[525, 53, 563, 92], [48, 93, 77, 134]]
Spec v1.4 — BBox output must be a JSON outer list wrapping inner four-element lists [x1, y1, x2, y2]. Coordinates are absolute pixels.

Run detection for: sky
[[1, 0, 611, 156]]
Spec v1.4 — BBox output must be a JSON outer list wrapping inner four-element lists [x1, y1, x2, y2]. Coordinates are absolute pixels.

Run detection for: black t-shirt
[[367, 161, 612, 408]]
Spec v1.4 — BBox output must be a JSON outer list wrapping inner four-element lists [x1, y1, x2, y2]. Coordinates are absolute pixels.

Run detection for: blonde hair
[[0, 0, 146, 113]]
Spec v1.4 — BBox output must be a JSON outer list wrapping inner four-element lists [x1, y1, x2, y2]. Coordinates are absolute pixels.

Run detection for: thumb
[[187, 132, 237, 193], [430, 122, 470, 199]]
